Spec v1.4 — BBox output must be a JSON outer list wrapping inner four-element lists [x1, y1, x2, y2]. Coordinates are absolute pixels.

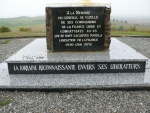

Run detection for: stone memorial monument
[[0, 0, 149, 90], [46, 2, 111, 51], [6, 1, 147, 74]]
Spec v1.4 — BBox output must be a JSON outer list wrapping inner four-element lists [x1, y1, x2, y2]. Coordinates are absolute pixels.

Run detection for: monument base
[[0, 38, 150, 90]]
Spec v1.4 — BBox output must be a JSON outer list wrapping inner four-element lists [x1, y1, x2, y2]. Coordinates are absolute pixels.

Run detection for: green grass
[[0, 16, 45, 32], [111, 21, 150, 36], [1, 31, 150, 38], [0, 16, 150, 38], [0, 99, 14, 108], [0, 32, 46, 38], [111, 31, 150, 36], [0, 17, 46, 38], [111, 21, 150, 31], [0, 39, 11, 44]]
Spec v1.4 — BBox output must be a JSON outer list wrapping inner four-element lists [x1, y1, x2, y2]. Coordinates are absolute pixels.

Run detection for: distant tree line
[[112, 19, 128, 24]]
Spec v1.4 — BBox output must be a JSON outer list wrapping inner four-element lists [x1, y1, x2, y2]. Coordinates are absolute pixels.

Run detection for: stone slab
[[6, 38, 148, 74], [46, 3, 111, 51], [0, 38, 150, 90], [7, 61, 146, 74], [6, 38, 148, 62]]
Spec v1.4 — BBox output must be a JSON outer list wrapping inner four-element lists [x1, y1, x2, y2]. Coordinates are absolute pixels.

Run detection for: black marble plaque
[[52, 7, 105, 51], [8, 61, 146, 74]]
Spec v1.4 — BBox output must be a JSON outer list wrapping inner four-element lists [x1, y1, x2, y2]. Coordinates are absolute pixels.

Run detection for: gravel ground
[[0, 38, 35, 63], [0, 37, 150, 113], [117, 37, 150, 58]]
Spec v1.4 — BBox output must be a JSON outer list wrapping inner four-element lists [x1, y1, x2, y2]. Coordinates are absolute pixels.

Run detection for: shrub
[[0, 26, 11, 33], [124, 21, 128, 24], [111, 27, 117, 31], [117, 26, 124, 31], [112, 19, 116, 22], [19, 27, 31, 32], [129, 26, 137, 32]]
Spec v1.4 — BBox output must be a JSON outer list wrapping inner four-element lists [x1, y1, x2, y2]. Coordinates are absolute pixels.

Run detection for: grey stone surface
[[6, 38, 148, 63], [0, 38, 150, 89], [0, 62, 150, 89], [6, 39, 47, 62], [0, 37, 150, 113]]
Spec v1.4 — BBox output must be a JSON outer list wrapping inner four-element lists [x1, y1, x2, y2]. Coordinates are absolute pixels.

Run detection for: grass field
[[0, 16, 45, 31], [112, 31, 150, 36], [0, 32, 46, 38], [0, 16, 150, 38]]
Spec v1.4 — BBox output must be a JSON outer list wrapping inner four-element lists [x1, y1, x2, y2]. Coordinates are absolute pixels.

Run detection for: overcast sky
[[0, 0, 150, 18]]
